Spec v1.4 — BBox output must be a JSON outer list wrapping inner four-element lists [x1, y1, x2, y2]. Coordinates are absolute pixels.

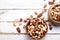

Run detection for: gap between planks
[[0, 8, 48, 10], [0, 33, 60, 35], [0, 21, 19, 23]]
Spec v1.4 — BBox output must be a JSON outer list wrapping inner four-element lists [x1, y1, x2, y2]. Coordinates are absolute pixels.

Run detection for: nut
[[16, 27, 21, 33], [48, 0, 55, 5]]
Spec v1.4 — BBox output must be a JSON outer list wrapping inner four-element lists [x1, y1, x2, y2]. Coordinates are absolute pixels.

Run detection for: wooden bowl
[[48, 3, 60, 25], [26, 18, 48, 39]]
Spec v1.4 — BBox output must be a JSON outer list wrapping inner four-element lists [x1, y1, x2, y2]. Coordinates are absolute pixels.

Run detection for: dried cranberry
[[57, 16, 60, 21], [16, 27, 21, 33]]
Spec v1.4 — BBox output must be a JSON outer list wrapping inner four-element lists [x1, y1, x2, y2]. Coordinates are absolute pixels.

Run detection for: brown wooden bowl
[[25, 18, 48, 40], [48, 3, 60, 25]]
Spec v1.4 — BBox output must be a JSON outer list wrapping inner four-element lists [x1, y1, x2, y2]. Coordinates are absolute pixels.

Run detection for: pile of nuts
[[26, 18, 48, 39], [51, 4, 60, 21]]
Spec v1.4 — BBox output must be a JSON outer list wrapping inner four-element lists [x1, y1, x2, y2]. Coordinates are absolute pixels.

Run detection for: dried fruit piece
[[16, 27, 21, 33], [48, 0, 55, 5], [37, 12, 43, 18], [37, 9, 46, 18], [57, 16, 60, 21]]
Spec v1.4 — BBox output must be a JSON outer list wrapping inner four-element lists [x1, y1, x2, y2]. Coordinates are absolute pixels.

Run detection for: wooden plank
[[0, 34, 60, 40], [0, 0, 59, 9], [0, 0, 46, 9], [0, 22, 60, 33], [0, 10, 44, 21], [0, 10, 59, 33], [0, 0, 60, 40]]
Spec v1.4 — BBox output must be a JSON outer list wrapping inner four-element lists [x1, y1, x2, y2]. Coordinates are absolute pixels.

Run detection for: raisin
[[20, 18, 22, 22]]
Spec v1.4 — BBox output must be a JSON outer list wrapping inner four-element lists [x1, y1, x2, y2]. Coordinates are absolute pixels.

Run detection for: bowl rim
[[48, 3, 60, 24]]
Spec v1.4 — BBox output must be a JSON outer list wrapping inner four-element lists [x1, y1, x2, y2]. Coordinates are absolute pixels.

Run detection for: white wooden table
[[0, 0, 60, 40]]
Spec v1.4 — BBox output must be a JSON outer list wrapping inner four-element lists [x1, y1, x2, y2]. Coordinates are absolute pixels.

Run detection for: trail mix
[[12, 0, 56, 39], [26, 17, 48, 39]]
